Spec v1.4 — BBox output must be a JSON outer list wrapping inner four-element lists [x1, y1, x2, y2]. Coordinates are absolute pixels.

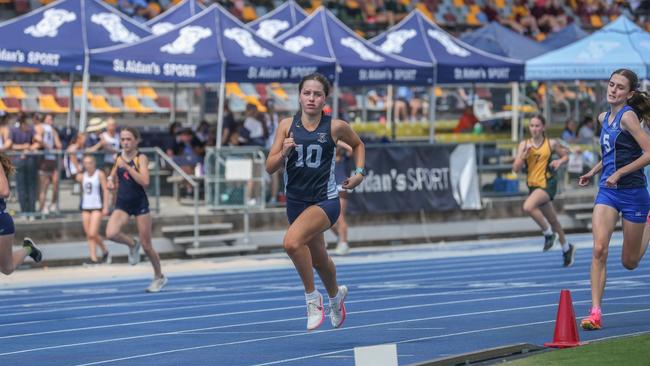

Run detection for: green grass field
[[505, 333, 650, 365]]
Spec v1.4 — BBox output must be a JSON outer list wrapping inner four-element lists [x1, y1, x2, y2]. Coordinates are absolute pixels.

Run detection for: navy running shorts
[[286, 197, 340, 227], [115, 198, 150, 217], [0, 212, 15, 236], [595, 187, 650, 223]]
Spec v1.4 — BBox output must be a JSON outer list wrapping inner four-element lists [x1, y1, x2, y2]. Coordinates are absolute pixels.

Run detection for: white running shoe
[[329, 285, 348, 328], [335, 242, 350, 256], [128, 237, 141, 265], [306, 292, 325, 331], [146, 275, 167, 293]]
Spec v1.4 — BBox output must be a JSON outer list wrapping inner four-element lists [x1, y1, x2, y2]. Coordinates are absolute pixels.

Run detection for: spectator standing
[[34, 113, 62, 215], [10, 113, 38, 218]]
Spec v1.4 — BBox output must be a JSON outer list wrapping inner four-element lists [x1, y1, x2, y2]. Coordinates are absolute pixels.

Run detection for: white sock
[[338, 241, 348, 247], [305, 290, 320, 302], [329, 288, 341, 303], [542, 227, 553, 236], [561, 241, 570, 253]]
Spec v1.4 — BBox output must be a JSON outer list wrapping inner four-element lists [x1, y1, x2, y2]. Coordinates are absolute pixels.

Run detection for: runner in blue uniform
[[578, 69, 650, 330], [106, 127, 166, 293], [265, 73, 365, 331], [0, 153, 42, 274]]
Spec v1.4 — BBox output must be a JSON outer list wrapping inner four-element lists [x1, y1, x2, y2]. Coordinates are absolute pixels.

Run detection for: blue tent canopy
[[146, 0, 204, 35], [526, 16, 650, 80], [248, 0, 308, 41], [0, 0, 150, 73], [460, 21, 548, 61], [275, 7, 433, 86], [371, 10, 524, 83], [541, 23, 588, 51], [90, 4, 336, 83]]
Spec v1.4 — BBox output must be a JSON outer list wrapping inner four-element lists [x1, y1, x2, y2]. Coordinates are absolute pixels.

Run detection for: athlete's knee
[[283, 237, 302, 254], [522, 202, 534, 215], [622, 256, 639, 270], [0, 264, 14, 275], [105, 227, 119, 241], [592, 244, 609, 262]]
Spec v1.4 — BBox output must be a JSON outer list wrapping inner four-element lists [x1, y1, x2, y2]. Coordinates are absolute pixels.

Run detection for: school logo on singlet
[[380, 29, 417, 54], [317, 132, 328, 144], [91, 13, 140, 44], [256, 19, 290, 40], [25, 9, 76, 38], [161, 26, 212, 55], [224, 28, 273, 58]]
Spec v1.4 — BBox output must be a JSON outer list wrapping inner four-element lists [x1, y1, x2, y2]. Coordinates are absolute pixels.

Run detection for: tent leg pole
[[79, 55, 90, 133], [67, 73, 75, 131], [428, 85, 436, 143], [170, 82, 178, 123], [511, 82, 520, 142]]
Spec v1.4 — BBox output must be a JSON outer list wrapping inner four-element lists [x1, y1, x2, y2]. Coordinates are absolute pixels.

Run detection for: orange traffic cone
[[544, 289, 582, 348]]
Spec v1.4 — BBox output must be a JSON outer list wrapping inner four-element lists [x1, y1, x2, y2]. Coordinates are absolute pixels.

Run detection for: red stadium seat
[[156, 96, 172, 109]]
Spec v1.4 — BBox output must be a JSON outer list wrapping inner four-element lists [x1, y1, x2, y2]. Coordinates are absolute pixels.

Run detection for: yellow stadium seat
[[590, 15, 603, 28], [271, 85, 289, 100], [123, 96, 152, 113], [466, 13, 481, 26], [90, 95, 121, 113], [0, 99, 19, 113], [242, 6, 257, 22], [469, 4, 481, 14], [5, 85, 26, 99], [435, 86, 443, 97], [39, 95, 68, 113], [346, 0, 360, 9], [137, 86, 158, 99], [226, 83, 267, 112], [226, 83, 245, 98], [495, 0, 505, 8], [415, 3, 433, 20], [308, 0, 322, 13], [452, 0, 464, 7], [103, 0, 118, 4], [73, 86, 94, 98]]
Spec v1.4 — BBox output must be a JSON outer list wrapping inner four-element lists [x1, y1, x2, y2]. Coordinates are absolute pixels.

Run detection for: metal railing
[[3, 148, 200, 246]]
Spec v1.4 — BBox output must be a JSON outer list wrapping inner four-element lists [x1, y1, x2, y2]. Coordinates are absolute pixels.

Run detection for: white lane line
[[0, 262, 647, 328], [250, 307, 650, 366], [2, 238, 603, 304], [65, 299, 650, 366], [2, 289, 648, 358], [0, 251, 632, 318], [0, 252, 572, 308], [0, 286, 564, 341]]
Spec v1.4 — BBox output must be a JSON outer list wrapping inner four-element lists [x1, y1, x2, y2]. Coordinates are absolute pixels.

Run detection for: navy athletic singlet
[[284, 113, 338, 202]]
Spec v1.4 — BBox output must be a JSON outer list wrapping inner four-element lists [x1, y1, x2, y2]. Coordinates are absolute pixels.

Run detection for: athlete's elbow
[[265, 162, 276, 175]]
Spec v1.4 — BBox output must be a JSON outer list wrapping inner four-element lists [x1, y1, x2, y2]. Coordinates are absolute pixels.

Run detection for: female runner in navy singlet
[[578, 69, 650, 330], [106, 127, 166, 293], [0, 152, 42, 274], [265, 73, 366, 331]]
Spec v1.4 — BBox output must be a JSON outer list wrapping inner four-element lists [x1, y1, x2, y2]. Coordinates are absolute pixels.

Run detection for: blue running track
[[0, 233, 649, 365]]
